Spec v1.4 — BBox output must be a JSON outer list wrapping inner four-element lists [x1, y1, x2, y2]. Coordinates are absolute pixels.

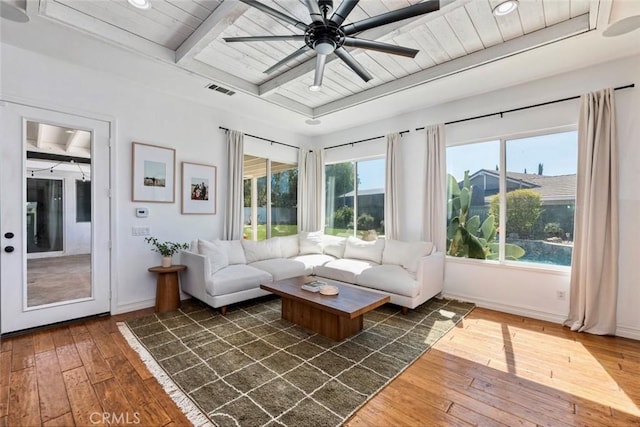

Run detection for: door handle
[[4, 246, 14, 253]]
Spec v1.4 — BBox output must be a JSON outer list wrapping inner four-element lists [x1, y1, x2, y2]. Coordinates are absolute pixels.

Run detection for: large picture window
[[243, 155, 297, 240], [325, 158, 385, 237], [446, 131, 577, 267]]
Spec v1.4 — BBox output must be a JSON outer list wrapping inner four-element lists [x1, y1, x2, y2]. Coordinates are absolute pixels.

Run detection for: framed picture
[[132, 142, 176, 203], [182, 162, 217, 214]]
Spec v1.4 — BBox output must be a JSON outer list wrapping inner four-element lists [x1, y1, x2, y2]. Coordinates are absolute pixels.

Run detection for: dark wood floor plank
[[8, 366, 40, 427], [0, 352, 11, 419], [93, 378, 140, 427], [62, 366, 105, 426], [43, 412, 75, 427], [33, 331, 55, 354], [10, 334, 35, 372], [109, 330, 153, 381], [85, 321, 120, 360], [35, 349, 71, 423], [142, 378, 191, 425]]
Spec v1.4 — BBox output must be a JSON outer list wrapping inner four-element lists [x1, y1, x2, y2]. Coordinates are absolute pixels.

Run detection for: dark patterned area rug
[[118, 297, 474, 427]]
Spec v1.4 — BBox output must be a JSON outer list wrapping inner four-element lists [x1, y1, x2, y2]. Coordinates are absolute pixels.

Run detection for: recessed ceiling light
[[308, 85, 322, 92], [492, 0, 518, 17], [603, 15, 640, 37], [127, 0, 151, 10], [305, 119, 321, 125]]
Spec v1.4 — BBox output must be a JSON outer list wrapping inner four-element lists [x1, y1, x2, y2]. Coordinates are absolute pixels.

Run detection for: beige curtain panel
[[565, 88, 619, 335], [384, 133, 401, 240], [224, 130, 245, 240], [423, 124, 447, 252], [297, 149, 324, 232]]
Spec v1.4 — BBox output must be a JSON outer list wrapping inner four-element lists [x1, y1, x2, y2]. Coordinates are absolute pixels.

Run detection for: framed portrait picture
[[132, 142, 176, 203], [182, 162, 217, 214]]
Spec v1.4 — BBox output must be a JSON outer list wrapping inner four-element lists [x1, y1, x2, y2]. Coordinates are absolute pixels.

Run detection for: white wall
[[1, 43, 307, 314], [314, 54, 640, 339]]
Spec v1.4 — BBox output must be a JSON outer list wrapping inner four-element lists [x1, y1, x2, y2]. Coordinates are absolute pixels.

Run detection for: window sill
[[445, 256, 571, 276]]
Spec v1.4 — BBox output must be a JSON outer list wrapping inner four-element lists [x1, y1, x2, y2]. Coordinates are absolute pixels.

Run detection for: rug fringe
[[117, 322, 215, 427]]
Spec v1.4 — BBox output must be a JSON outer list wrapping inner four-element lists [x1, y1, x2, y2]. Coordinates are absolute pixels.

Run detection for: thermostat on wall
[[135, 207, 149, 218]]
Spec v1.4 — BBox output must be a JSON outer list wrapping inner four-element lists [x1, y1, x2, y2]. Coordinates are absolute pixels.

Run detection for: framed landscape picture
[[132, 142, 175, 202], [182, 162, 216, 214]]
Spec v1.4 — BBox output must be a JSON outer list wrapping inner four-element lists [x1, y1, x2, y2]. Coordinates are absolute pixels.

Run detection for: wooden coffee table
[[260, 276, 390, 341]]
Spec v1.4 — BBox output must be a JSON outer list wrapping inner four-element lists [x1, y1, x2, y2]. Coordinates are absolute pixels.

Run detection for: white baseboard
[[442, 292, 567, 324], [615, 325, 640, 341], [112, 298, 155, 315]]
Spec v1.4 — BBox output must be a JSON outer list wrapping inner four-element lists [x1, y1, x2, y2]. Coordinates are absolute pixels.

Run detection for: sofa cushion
[[250, 258, 311, 281], [242, 238, 282, 263], [197, 239, 229, 274], [323, 235, 346, 258], [290, 254, 336, 270], [276, 235, 299, 258], [382, 240, 434, 273], [315, 258, 377, 283], [299, 231, 324, 254], [343, 236, 385, 263], [215, 240, 247, 265], [356, 265, 420, 298], [208, 265, 272, 296]]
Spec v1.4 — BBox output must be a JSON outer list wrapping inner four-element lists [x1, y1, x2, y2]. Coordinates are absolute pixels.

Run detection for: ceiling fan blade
[[313, 54, 328, 87], [342, 0, 439, 36], [224, 35, 306, 42], [330, 0, 359, 27], [305, 0, 324, 24], [264, 45, 312, 74], [342, 37, 418, 57], [238, 0, 308, 31], [334, 47, 372, 82]]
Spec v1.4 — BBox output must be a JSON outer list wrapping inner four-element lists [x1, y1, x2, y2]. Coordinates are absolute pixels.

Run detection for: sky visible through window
[[356, 158, 385, 190], [447, 131, 578, 179]]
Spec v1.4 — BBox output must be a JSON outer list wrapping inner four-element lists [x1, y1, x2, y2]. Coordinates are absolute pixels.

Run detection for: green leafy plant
[[489, 189, 542, 239], [446, 171, 524, 260], [144, 237, 188, 257], [544, 222, 563, 237]]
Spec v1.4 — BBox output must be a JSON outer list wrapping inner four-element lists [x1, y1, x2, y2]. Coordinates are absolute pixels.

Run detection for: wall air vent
[[206, 83, 235, 96]]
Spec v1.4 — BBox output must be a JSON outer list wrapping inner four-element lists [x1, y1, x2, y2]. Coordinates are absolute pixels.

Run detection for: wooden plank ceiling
[[39, 0, 594, 116]]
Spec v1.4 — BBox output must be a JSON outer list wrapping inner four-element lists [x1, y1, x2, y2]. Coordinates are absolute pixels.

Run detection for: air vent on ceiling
[[206, 83, 235, 96]]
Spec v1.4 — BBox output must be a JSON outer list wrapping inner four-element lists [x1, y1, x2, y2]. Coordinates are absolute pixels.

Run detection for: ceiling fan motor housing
[[305, 22, 344, 55]]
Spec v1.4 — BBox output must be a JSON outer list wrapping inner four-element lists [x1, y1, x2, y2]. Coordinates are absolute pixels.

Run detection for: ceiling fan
[[224, 0, 440, 90]]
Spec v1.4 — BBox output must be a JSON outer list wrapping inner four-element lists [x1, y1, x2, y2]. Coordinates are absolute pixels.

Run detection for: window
[[76, 180, 91, 222], [243, 155, 297, 240], [325, 158, 385, 237], [446, 131, 577, 267]]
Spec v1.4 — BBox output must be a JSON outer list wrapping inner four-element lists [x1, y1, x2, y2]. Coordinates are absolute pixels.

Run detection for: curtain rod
[[219, 126, 299, 150], [324, 129, 410, 151], [415, 83, 635, 130]]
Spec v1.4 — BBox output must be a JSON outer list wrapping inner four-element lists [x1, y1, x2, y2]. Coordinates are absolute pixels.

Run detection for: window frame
[[446, 125, 577, 272]]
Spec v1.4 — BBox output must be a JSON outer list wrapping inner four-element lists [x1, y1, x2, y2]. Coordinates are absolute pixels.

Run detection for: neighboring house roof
[[467, 169, 576, 203], [338, 188, 384, 198]]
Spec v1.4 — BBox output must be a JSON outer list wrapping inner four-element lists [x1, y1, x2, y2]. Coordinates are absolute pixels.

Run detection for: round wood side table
[[148, 265, 187, 312]]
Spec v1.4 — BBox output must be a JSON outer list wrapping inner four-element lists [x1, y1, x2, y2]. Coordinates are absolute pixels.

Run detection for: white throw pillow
[[197, 239, 229, 274], [276, 235, 299, 258], [242, 238, 282, 263], [323, 235, 346, 258], [382, 239, 434, 273], [299, 231, 324, 254], [214, 239, 247, 265], [343, 236, 385, 263]]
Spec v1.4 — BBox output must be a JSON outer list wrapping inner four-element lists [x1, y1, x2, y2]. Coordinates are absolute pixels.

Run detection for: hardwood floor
[[1, 305, 639, 426]]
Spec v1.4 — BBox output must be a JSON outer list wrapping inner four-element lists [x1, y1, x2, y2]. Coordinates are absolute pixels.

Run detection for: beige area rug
[[118, 296, 474, 427]]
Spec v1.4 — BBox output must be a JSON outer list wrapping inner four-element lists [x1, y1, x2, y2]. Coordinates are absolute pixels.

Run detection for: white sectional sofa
[[180, 232, 443, 315]]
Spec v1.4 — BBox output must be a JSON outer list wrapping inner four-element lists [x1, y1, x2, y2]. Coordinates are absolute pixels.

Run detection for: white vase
[[161, 256, 172, 268]]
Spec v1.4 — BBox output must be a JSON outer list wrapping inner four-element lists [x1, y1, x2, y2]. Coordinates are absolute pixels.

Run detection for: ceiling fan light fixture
[[314, 40, 336, 55], [127, 0, 151, 10], [492, 0, 518, 17], [308, 84, 322, 92]]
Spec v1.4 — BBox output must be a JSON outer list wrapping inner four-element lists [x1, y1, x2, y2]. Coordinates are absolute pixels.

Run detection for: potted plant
[[145, 237, 189, 267]]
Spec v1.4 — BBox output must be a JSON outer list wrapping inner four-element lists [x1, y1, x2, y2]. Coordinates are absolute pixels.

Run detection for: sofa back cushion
[[276, 235, 299, 258], [242, 238, 282, 263], [344, 236, 385, 263], [299, 231, 324, 254], [323, 235, 346, 258], [382, 240, 434, 273], [197, 239, 229, 274], [215, 240, 247, 265]]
